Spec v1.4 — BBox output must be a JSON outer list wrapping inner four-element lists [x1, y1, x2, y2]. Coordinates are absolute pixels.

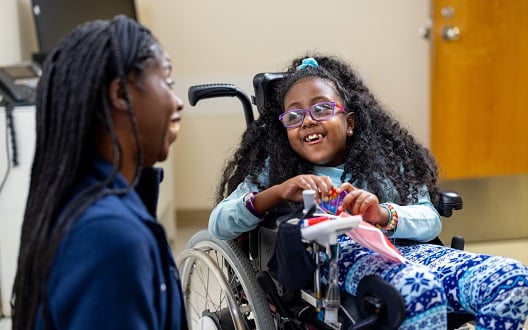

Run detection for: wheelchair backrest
[[251, 72, 287, 116]]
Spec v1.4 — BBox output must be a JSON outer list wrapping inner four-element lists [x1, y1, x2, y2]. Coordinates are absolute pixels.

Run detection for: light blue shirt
[[209, 164, 441, 242]]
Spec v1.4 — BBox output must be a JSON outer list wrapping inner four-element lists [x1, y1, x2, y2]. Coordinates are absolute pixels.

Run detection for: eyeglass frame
[[278, 101, 346, 128]]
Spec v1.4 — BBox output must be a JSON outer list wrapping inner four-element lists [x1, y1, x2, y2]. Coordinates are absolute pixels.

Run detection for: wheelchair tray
[[300, 215, 362, 247]]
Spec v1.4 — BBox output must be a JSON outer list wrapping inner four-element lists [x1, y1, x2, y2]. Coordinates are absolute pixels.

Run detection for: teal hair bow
[[297, 57, 319, 70]]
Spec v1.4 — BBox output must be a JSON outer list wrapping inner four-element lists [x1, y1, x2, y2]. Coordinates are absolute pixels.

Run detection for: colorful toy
[[319, 188, 347, 215]]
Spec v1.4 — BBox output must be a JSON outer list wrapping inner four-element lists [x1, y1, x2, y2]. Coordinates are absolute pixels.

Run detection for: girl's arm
[[208, 181, 262, 240], [385, 189, 442, 242], [339, 183, 441, 242], [209, 174, 335, 240]]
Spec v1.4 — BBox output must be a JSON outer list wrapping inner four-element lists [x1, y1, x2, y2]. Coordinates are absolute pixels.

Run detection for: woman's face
[[283, 77, 353, 167], [128, 47, 184, 166]]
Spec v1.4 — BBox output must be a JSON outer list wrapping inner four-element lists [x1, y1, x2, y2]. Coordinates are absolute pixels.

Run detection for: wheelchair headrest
[[252, 72, 287, 115]]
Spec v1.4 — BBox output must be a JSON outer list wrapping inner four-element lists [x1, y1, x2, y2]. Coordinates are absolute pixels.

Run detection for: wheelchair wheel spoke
[[178, 230, 275, 329]]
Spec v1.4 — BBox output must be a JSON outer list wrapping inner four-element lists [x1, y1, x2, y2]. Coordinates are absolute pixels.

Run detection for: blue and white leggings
[[331, 236, 528, 330]]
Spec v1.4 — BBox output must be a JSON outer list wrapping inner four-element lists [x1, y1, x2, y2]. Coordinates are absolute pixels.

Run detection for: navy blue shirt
[[34, 158, 187, 329]]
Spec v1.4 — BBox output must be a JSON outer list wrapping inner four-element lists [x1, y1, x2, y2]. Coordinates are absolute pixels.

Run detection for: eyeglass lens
[[280, 102, 336, 127]]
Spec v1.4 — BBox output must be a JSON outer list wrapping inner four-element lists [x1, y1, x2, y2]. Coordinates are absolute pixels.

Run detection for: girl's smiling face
[[283, 77, 354, 167]]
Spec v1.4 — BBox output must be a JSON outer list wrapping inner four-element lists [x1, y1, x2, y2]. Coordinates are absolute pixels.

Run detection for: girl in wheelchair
[[208, 54, 528, 329]]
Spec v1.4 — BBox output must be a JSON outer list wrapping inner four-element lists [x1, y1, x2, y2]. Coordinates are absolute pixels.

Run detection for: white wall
[[159, 0, 431, 210], [0, 0, 22, 64], [0, 106, 36, 316]]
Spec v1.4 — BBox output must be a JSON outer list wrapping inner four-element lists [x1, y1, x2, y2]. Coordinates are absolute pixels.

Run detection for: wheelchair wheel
[[355, 275, 406, 330], [177, 229, 275, 330]]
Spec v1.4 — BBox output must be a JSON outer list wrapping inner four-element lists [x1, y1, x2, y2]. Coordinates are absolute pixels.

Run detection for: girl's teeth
[[306, 134, 322, 142]]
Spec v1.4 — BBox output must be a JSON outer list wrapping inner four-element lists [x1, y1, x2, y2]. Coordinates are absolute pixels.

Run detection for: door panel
[[431, 0, 528, 179]]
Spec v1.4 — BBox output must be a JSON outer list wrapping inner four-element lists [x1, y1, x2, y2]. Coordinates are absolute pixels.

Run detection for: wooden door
[[430, 0, 528, 179]]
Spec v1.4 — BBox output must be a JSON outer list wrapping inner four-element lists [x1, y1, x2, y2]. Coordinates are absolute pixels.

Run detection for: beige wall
[[0, 0, 22, 64], [2, 0, 527, 243], [438, 175, 528, 243], [163, 0, 432, 209]]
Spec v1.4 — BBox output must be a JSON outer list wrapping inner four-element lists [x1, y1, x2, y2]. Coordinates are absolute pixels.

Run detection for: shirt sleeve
[[208, 180, 262, 240], [389, 185, 442, 242]]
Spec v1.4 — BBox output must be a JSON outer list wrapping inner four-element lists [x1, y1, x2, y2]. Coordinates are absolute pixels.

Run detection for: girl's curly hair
[[215, 54, 439, 208]]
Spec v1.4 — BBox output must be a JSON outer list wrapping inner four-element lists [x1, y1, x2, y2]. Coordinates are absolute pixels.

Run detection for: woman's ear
[[108, 77, 129, 111]]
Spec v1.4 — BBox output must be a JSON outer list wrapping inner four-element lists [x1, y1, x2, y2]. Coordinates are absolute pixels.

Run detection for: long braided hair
[[215, 54, 439, 208], [11, 16, 160, 329]]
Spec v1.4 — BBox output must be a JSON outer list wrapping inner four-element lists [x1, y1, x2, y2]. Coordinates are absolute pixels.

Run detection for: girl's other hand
[[337, 183, 388, 226], [278, 175, 334, 203]]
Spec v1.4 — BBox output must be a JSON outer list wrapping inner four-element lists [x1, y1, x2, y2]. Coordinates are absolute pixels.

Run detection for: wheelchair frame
[[176, 72, 470, 330]]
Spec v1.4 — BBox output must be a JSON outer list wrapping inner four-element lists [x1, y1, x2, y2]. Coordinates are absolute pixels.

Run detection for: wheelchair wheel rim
[[177, 230, 275, 330]]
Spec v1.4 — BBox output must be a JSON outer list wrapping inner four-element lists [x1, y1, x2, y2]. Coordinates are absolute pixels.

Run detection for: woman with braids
[[209, 55, 528, 329], [12, 15, 186, 329]]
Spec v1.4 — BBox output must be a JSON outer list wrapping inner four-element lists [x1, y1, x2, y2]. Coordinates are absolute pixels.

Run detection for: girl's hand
[[337, 183, 389, 226], [278, 175, 334, 203]]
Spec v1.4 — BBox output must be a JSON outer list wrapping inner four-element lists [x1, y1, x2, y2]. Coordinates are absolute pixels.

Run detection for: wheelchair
[[176, 72, 470, 330]]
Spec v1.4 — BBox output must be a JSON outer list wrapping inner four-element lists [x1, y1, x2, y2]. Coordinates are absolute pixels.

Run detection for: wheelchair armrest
[[435, 190, 463, 217]]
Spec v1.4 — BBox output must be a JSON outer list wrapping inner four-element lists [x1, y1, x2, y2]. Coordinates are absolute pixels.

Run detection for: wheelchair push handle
[[188, 83, 255, 127]]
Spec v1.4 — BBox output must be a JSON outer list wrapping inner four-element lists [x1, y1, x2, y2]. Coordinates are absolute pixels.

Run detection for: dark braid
[[216, 54, 439, 207], [11, 16, 159, 329]]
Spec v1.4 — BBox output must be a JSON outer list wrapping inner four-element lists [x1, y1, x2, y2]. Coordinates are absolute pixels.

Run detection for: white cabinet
[[0, 106, 35, 317]]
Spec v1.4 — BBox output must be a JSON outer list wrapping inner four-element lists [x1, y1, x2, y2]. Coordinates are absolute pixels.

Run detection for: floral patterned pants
[[329, 236, 528, 330]]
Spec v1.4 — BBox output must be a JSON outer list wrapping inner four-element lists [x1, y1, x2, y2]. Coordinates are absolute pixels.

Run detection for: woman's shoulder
[[62, 193, 158, 255]]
